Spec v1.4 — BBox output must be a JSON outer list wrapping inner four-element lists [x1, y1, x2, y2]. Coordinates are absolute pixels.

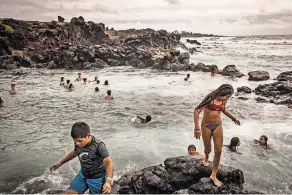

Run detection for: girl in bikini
[[193, 84, 240, 187]]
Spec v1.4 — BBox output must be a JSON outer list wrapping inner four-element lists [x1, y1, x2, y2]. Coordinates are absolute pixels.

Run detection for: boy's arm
[[50, 150, 77, 171], [104, 157, 114, 183]]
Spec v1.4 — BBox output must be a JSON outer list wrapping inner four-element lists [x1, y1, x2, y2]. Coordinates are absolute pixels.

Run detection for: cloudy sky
[[1, 0, 292, 36]]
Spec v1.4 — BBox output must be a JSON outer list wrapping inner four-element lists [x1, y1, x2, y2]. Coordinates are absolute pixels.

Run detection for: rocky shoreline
[[112, 156, 264, 194], [0, 16, 291, 105]]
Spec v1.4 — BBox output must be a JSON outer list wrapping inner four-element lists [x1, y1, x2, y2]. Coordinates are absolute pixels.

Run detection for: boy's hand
[[102, 182, 111, 194], [50, 162, 62, 171]]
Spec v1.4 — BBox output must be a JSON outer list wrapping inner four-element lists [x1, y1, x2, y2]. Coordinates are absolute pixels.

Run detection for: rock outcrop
[[113, 156, 263, 194], [248, 71, 270, 81], [222, 65, 244, 78]]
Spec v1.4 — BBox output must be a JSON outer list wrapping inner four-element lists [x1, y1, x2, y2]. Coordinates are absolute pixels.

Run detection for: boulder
[[248, 71, 270, 81], [276, 71, 292, 82], [58, 16, 65, 22], [113, 156, 263, 194], [237, 86, 252, 93], [222, 65, 244, 77]]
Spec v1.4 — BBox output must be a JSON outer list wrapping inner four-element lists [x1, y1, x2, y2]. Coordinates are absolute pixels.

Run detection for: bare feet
[[203, 157, 209, 166], [210, 175, 222, 187]]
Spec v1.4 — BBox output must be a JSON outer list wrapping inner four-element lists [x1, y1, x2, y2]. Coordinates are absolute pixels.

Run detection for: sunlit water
[[0, 36, 292, 193]]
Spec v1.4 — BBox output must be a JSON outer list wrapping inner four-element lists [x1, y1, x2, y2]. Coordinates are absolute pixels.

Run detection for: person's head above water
[[104, 80, 109, 85], [187, 73, 190, 78], [66, 80, 70, 84], [188, 144, 196, 156], [184, 78, 188, 81], [61, 77, 64, 82], [71, 122, 91, 148], [95, 87, 99, 92], [195, 84, 234, 111], [229, 137, 240, 151], [107, 90, 111, 96], [146, 115, 152, 122], [78, 73, 81, 77], [259, 135, 268, 148], [69, 83, 74, 89], [11, 84, 15, 89], [83, 78, 87, 82], [97, 80, 100, 84]]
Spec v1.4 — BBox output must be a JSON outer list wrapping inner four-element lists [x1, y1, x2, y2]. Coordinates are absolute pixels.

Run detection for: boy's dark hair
[[261, 135, 268, 149], [61, 77, 64, 80], [104, 80, 109, 85], [97, 80, 100, 84], [229, 137, 239, 151], [71, 122, 90, 139], [67, 80, 70, 84], [83, 78, 87, 82], [188, 144, 196, 150], [95, 87, 99, 92], [11, 84, 15, 87], [184, 78, 188, 81], [146, 115, 152, 122], [78, 73, 81, 75], [187, 73, 190, 78]]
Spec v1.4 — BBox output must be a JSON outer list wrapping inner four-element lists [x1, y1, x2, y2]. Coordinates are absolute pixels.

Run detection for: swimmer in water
[[137, 115, 152, 124], [0, 97, 4, 106], [9, 84, 18, 95], [68, 83, 75, 92], [187, 144, 205, 159], [187, 73, 190, 79], [104, 80, 109, 85], [193, 84, 240, 187], [184, 78, 188, 81], [96, 80, 100, 85], [60, 77, 65, 86], [95, 87, 99, 92], [83, 78, 87, 84], [75, 73, 82, 82], [64, 80, 71, 89], [105, 90, 113, 100], [225, 137, 241, 153], [254, 135, 269, 149], [89, 77, 98, 83]]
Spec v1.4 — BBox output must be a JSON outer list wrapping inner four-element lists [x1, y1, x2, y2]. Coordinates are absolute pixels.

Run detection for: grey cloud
[[245, 10, 292, 24], [164, 0, 180, 5]]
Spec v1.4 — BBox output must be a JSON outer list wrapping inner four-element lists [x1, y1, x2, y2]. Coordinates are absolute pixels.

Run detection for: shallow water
[[0, 35, 292, 193]]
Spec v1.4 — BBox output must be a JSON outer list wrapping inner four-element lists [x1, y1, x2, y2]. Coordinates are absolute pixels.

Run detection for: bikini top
[[205, 100, 225, 111]]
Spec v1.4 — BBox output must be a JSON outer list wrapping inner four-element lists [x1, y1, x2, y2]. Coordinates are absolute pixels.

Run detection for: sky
[[1, 0, 292, 36]]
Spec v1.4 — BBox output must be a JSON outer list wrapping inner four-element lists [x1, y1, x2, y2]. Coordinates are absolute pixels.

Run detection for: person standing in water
[[105, 90, 113, 100], [89, 77, 98, 83], [193, 84, 240, 187], [75, 73, 83, 82], [9, 84, 18, 95], [60, 77, 65, 86]]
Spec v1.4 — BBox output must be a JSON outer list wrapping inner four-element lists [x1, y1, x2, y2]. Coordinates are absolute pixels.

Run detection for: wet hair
[[229, 137, 240, 151], [188, 144, 196, 151], [83, 78, 87, 82], [66, 80, 70, 84], [195, 84, 234, 111], [107, 90, 111, 95], [96, 80, 100, 84], [104, 80, 109, 85], [261, 135, 268, 149], [146, 115, 152, 122], [95, 87, 99, 92], [11, 84, 15, 87], [71, 122, 90, 139], [61, 77, 64, 81], [184, 78, 188, 81], [69, 83, 73, 89], [187, 73, 190, 78]]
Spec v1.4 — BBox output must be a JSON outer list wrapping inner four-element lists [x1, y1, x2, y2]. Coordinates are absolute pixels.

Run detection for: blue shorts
[[68, 171, 106, 194]]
